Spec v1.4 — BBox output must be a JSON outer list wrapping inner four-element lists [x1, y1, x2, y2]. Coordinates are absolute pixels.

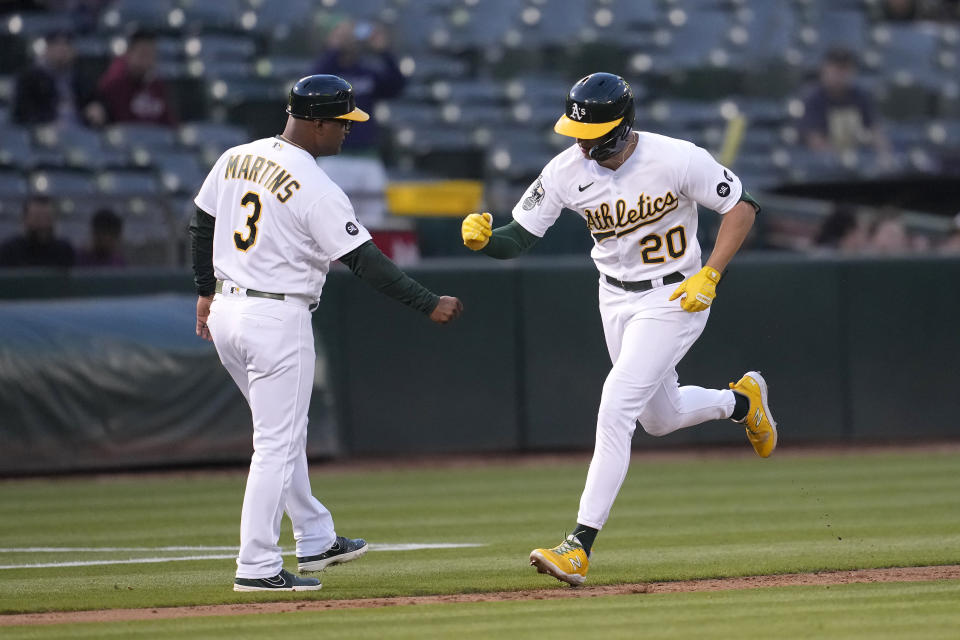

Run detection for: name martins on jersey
[[222, 151, 301, 203], [523, 176, 679, 243]]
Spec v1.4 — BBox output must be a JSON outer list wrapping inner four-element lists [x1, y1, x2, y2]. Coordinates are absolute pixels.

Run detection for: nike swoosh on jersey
[[578, 182, 595, 192]]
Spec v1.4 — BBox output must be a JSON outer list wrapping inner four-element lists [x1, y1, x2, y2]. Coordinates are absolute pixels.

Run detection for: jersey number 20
[[639, 225, 686, 264], [234, 192, 262, 252]]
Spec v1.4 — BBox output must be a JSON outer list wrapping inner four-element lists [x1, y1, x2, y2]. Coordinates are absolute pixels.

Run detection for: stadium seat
[[252, 55, 312, 84], [96, 170, 162, 198], [251, 0, 323, 56], [201, 58, 254, 80], [3, 10, 76, 38], [98, 0, 177, 33], [376, 99, 443, 127], [338, 0, 393, 21], [29, 169, 97, 198], [189, 33, 256, 62], [0, 125, 31, 166], [516, 0, 590, 49], [151, 150, 205, 195], [428, 78, 509, 105], [177, 0, 246, 32], [801, 9, 869, 63], [399, 54, 469, 82], [178, 121, 248, 152], [0, 169, 27, 199], [601, 0, 662, 30], [31, 124, 121, 171], [104, 123, 179, 153]]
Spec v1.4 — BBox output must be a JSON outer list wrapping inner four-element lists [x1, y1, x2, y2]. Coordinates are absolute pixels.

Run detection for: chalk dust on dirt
[[3, 565, 958, 627]]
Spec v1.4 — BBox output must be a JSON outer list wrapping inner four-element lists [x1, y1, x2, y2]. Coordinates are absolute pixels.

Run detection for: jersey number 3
[[234, 192, 262, 252]]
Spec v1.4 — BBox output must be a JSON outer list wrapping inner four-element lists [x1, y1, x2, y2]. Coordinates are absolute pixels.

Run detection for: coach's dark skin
[[280, 115, 351, 158]]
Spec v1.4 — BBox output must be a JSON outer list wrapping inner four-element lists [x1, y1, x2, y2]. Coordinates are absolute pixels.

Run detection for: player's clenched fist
[[462, 212, 493, 250], [669, 266, 721, 313], [430, 296, 463, 324]]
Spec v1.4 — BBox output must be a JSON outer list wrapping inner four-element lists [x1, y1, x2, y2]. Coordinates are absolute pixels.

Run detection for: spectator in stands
[[0, 195, 75, 268], [939, 229, 960, 252], [96, 28, 176, 126], [881, 0, 922, 20], [44, 0, 110, 33], [799, 48, 891, 158], [879, 0, 960, 20], [11, 30, 106, 127], [814, 204, 872, 253], [311, 18, 406, 152], [937, 214, 960, 253], [867, 214, 914, 253], [76, 208, 125, 267], [310, 19, 406, 228]]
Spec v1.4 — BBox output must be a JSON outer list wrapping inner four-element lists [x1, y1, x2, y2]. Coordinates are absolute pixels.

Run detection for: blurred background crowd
[[1, 0, 959, 270]]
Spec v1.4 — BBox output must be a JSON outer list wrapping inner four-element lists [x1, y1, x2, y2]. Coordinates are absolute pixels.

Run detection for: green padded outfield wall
[[844, 257, 960, 439], [0, 254, 957, 473], [318, 261, 521, 456]]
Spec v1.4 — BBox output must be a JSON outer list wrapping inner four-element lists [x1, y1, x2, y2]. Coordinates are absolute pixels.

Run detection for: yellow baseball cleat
[[529, 534, 589, 586], [730, 371, 778, 458]]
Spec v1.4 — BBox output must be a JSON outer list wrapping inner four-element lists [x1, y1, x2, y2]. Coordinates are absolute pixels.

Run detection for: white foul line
[[0, 543, 485, 570]]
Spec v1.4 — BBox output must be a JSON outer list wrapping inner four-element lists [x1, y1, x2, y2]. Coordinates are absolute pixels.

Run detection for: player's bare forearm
[[705, 201, 756, 273]]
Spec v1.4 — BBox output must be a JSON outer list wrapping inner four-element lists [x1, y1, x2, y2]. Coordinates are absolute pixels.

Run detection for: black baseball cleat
[[233, 568, 321, 592], [297, 536, 369, 573]]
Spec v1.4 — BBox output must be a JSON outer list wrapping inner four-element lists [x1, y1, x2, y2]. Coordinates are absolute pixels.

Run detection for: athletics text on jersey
[[512, 132, 743, 282]]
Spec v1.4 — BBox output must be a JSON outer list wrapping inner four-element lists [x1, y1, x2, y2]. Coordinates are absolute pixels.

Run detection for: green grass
[[4, 581, 960, 639], [0, 450, 958, 627]]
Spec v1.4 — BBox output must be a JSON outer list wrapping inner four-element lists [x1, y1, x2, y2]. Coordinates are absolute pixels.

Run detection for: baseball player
[[190, 74, 462, 592], [461, 73, 776, 586]]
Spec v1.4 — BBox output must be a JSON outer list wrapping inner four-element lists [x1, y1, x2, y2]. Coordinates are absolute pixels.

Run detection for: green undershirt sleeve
[[339, 240, 439, 315], [481, 219, 540, 259], [740, 190, 761, 215], [189, 207, 216, 297]]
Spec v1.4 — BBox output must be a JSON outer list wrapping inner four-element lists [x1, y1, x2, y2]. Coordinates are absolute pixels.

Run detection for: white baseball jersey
[[513, 132, 743, 281], [194, 136, 372, 299]]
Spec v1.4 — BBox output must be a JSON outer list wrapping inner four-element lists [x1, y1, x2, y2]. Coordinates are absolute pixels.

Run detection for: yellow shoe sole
[[529, 549, 587, 586]]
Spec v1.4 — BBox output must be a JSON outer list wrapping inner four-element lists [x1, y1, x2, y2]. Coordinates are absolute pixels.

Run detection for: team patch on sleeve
[[522, 177, 546, 210], [345, 221, 359, 236]]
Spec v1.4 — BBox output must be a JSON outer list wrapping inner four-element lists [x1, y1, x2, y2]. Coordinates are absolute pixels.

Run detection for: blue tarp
[[0, 295, 337, 474]]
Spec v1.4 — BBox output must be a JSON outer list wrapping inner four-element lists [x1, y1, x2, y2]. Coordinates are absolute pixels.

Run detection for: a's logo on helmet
[[570, 103, 585, 121]]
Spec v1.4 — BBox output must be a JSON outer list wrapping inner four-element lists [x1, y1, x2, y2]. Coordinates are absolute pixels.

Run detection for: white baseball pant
[[207, 291, 337, 579], [576, 277, 737, 529]]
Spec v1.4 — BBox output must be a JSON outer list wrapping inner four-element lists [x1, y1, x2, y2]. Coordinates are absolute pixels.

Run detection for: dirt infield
[[4, 565, 958, 627]]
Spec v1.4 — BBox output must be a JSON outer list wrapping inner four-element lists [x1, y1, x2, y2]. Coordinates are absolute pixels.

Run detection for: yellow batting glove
[[668, 266, 721, 312], [462, 212, 493, 251]]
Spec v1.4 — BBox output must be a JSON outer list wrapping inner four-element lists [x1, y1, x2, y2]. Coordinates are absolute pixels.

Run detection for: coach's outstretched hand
[[430, 296, 463, 324], [669, 266, 721, 313], [462, 212, 493, 250]]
